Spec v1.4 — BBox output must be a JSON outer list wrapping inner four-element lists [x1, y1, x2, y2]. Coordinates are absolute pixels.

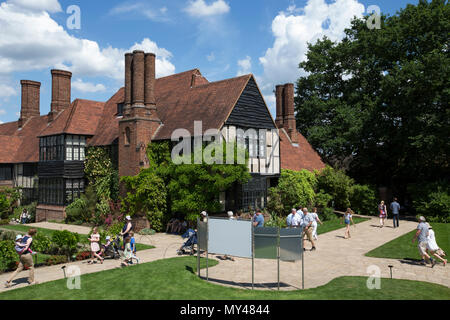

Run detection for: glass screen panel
[[208, 218, 252, 258], [280, 227, 303, 261], [254, 227, 278, 259]]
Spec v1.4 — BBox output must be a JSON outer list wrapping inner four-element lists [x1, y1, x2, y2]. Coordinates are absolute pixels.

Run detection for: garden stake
[[388, 265, 394, 279], [61, 265, 66, 279]]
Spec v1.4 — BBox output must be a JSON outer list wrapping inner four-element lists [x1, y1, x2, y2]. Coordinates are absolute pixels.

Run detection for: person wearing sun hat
[[200, 211, 208, 223], [120, 215, 133, 247]]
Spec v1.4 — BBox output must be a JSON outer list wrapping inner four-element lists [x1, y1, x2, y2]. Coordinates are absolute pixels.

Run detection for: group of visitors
[[413, 216, 446, 267], [85, 215, 139, 267], [166, 218, 188, 234], [378, 198, 401, 228], [286, 207, 323, 251]]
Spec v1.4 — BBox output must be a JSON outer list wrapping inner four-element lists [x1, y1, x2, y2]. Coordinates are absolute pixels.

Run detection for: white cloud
[[185, 0, 230, 17], [258, 0, 365, 115], [237, 56, 252, 76], [0, 2, 176, 80], [0, 120, 3, 124], [0, 109, 6, 115], [0, 83, 17, 99], [109, 2, 170, 22], [72, 79, 106, 93], [7, 0, 62, 13]]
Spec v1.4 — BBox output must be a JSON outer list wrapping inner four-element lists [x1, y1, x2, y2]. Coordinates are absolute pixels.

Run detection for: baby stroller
[[177, 229, 197, 256], [101, 235, 122, 259]]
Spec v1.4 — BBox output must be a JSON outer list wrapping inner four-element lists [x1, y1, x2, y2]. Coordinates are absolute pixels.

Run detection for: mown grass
[[0, 256, 448, 300], [317, 217, 369, 235], [365, 223, 449, 262]]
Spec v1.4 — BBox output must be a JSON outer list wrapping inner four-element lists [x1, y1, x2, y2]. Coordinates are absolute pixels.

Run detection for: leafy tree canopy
[[296, 0, 449, 193]]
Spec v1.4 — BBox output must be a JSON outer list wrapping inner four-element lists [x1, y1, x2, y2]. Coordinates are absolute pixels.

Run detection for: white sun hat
[[126, 215, 132, 220], [15, 234, 23, 241]]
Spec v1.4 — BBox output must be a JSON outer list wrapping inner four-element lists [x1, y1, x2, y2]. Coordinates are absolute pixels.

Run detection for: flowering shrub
[[76, 251, 92, 261], [44, 255, 68, 266]]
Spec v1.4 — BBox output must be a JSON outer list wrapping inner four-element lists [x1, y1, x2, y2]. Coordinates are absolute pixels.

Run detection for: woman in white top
[[311, 207, 323, 240], [426, 224, 447, 266]]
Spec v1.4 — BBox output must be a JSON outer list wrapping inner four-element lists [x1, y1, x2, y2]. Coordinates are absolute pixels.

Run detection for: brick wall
[[36, 205, 66, 222]]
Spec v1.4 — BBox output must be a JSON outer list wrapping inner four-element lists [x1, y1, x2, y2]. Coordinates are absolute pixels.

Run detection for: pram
[[177, 229, 197, 255], [101, 234, 122, 259]]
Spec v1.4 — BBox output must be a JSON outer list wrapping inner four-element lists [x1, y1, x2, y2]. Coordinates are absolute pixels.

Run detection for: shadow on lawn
[[199, 276, 297, 290]]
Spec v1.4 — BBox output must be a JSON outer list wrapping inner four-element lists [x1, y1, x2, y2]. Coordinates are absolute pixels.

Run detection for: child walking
[[341, 208, 355, 239], [378, 200, 387, 227], [129, 231, 140, 264], [121, 237, 133, 267]]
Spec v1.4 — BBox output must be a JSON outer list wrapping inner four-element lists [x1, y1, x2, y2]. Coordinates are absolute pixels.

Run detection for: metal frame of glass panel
[[199, 218, 305, 290]]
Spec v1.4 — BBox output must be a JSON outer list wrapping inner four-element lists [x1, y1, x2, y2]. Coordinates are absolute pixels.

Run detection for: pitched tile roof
[[280, 129, 326, 172], [90, 69, 251, 145], [39, 99, 105, 137], [0, 115, 50, 163], [0, 67, 325, 172]]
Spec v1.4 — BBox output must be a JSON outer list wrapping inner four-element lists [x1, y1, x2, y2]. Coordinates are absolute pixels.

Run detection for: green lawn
[[317, 217, 369, 235], [0, 256, 448, 300], [0, 225, 154, 251], [366, 223, 450, 261]]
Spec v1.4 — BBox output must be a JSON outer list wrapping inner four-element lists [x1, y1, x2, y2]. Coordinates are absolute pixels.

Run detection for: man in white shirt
[[291, 209, 302, 228]]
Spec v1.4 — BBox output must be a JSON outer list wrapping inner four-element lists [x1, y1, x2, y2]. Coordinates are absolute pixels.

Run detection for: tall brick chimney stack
[[275, 83, 297, 143], [50, 69, 72, 113], [283, 83, 297, 143], [275, 85, 284, 128], [18, 80, 40, 127], [119, 51, 161, 178]]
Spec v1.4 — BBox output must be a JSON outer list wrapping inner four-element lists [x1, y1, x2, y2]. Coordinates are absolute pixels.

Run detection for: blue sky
[[0, 0, 418, 124]]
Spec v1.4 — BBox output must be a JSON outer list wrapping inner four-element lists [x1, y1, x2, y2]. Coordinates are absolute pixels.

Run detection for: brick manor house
[[0, 50, 325, 222]]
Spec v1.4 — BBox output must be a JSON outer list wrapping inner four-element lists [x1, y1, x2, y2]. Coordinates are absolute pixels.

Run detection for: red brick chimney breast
[[19, 80, 40, 126], [275, 85, 284, 128], [50, 69, 72, 113], [132, 50, 145, 105]]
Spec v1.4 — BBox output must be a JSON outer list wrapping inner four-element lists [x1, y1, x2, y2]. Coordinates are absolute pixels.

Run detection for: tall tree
[[296, 0, 449, 194]]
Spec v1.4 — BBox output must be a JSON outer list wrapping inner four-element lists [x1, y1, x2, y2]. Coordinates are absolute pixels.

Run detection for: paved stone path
[[0, 219, 448, 294], [204, 217, 449, 290]]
